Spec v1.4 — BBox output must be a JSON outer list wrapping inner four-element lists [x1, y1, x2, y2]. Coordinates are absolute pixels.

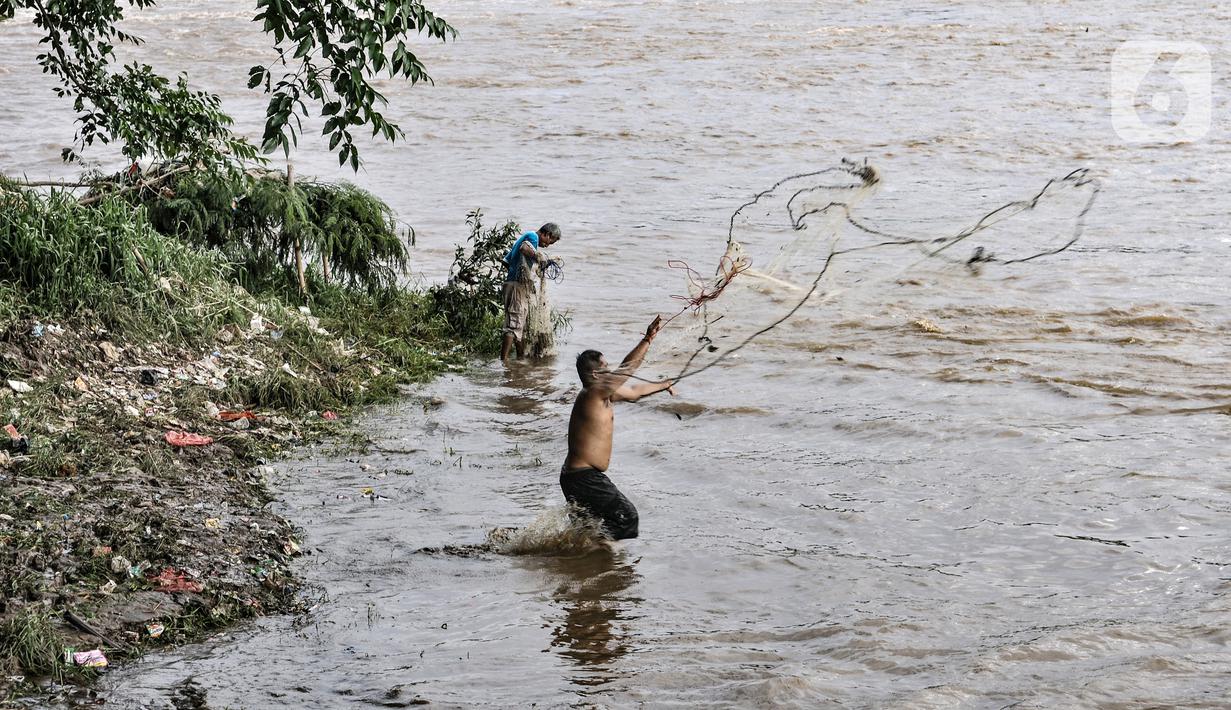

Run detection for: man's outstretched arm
[[612, 379, 676, 403], [593, 316, 664, 398]]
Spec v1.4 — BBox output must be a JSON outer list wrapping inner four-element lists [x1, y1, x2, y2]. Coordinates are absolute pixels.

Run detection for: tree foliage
[[137, 168, 408, 292], [0, 0, 455, 169]]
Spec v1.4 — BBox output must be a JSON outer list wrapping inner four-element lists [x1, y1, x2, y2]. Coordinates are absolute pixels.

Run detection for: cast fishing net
[[508, 247, 563, 358], [526, 266, 557, 358], [640, 158, 1100, 383]]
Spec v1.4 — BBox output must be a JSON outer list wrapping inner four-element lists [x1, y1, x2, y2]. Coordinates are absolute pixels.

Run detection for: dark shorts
[[559, 467, 639, 540]]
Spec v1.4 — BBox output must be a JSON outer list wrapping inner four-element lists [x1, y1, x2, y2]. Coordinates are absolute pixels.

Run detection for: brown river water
[[3, 1, 1231, 707]]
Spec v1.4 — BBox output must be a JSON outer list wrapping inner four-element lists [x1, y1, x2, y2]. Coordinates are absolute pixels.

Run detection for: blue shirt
[[504, 231, 539, 282]]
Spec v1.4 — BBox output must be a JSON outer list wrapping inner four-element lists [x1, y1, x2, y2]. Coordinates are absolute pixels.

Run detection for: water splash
[[494, 506, 609, 556]]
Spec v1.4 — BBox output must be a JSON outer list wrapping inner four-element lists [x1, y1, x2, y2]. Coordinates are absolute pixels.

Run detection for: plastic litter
[[4, 424, 29, 454], [31, 324, 44, 338], [71, 650, 108, 668], [6, 380, 31, 394], [218, 410, 259, 422], [204, 518, 221, 530], [139, 369, 159, 386], [146, 623, 165, 638], [164, 431, 213, 447], [150, 567, 204, 593], [321, 410, 339, 421]]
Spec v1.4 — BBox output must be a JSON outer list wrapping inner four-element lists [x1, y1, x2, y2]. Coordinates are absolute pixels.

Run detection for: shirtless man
[[561, 316, 676, 540]]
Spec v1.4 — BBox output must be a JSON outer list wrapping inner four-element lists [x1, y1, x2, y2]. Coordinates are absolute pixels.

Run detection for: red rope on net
[[663, 254, 752, 324]]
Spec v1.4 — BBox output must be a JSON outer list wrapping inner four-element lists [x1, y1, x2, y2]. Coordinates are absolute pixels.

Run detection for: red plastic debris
[[150, 567, 203, 593], [164, 431, 213, 447], [4, 424, 19, 440], [321, 410, 339, 421], [218, 411, 259, 422]]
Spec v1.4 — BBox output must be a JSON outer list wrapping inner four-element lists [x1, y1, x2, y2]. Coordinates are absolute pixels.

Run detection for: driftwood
[[64, 608, 134, 653]]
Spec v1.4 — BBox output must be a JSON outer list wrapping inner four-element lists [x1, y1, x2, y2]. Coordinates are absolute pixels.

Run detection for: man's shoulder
[[576, 386, 612, 407]]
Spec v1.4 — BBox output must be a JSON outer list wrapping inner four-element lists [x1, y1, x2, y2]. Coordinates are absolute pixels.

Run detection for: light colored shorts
[[503, 281, 532, 342]]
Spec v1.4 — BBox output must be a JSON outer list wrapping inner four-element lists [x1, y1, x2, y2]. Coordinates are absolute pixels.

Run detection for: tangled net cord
[[602, 159, 1100, 385], [542, 258, 565, 283]]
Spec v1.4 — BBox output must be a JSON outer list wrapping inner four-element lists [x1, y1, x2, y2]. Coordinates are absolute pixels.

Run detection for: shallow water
[[3, 1, 1231, 707]]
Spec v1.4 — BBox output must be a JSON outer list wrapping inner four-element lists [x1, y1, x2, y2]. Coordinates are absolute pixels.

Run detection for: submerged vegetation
[[0, 167, 522, 698]]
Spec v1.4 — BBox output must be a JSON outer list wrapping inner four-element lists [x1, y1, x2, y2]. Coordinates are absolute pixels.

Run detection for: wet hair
[[576, 349, 603, 382], [538, 222, 561, 241]]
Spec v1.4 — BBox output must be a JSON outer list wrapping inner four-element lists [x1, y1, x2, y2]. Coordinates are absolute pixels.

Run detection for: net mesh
[[526, 267, 556, 358], [643, 159, 1099, 383]]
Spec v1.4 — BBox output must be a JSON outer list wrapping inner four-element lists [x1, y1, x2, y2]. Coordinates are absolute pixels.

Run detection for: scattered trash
[[72, 376, 90, 392], [270, 329, 284, 340], [139, 369, 159, 386], [142, 392, 157, 401], [321, 410, 339, 421], [99, 580, 117, 595], [98, 341, 120, 362], [150, 567, 203, 593], [283, 538, 301, 555], [6, 380, 31, 394], [110, 556, 132, 574], [164, 431, 213, 447], [227, 417, 250, 431], [31, 324, 44, 338], [280, 363, 301, 379], [249, 313, 264, 333], [204, 518, 221, 530], [92, 545, 112, 557], [4, 424, 29, 454], [218, 410, 259, 422], [128, 560, 151, 579], [146, 623, 165, 639], [71, 650, 108, 668], [361, 487, 375, 497]]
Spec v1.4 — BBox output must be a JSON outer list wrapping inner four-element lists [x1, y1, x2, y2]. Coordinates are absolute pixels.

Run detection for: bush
[[429, 209, 520, 354], [137, 168, 408, 294]]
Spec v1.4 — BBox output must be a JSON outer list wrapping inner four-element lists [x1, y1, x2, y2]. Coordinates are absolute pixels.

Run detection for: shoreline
[[0, 169, 524, 704], [0, 312, 468, 703]]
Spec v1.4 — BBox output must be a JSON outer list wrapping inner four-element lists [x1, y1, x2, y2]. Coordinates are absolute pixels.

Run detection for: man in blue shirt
[[502, 222, 561, 363]]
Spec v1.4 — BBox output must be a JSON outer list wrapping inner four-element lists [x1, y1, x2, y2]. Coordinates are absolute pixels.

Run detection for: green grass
[[0, 186, 248, 344], [0, 607, 68, 682]]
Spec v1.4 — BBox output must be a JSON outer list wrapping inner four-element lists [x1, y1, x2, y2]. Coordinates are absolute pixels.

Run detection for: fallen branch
[[64, 608, 133, 653]]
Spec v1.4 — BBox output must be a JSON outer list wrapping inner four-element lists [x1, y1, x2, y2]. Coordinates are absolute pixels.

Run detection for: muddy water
[[4, 0, 1231, 707]]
